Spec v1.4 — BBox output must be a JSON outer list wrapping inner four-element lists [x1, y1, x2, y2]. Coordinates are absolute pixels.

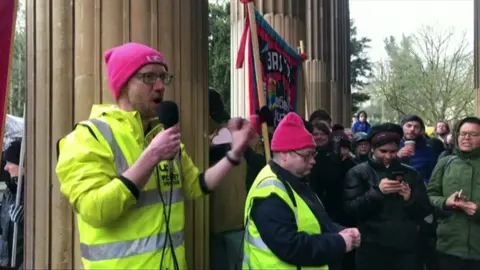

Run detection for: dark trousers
[[437, 252, 480, 270], [355, 243, 422, 270]]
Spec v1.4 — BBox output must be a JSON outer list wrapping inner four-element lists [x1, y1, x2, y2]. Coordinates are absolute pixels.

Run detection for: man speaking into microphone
[[55, 42, 253, 270]]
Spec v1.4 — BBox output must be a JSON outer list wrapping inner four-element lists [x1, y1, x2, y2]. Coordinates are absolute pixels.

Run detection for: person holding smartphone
[[343, 123, 432, 270]]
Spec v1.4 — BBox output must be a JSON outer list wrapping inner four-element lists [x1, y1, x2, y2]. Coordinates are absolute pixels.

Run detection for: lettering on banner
[[258, 37, 297, 127]]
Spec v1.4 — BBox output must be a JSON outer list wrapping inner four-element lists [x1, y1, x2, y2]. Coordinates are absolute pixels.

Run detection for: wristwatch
[[226, 150, 241, 166]]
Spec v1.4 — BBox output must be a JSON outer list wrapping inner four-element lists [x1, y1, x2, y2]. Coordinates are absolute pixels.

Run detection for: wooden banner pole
[[299, 40, 310, 119], [246, 2, 271, 162]]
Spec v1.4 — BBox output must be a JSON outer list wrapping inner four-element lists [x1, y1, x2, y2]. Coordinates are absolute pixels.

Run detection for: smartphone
[[455, 189, 463, 201], [389, 171, 404, 183]]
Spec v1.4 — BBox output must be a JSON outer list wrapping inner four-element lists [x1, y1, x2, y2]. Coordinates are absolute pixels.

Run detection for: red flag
[[0, 0, 18, 151]]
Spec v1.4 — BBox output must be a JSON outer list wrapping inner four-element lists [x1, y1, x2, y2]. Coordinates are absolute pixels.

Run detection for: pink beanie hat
[[104, 42, 168, 100], [271, 112, 316, 152]]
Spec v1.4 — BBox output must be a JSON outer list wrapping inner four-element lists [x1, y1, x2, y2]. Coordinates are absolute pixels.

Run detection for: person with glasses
[[243, 112, 360, 270], [427, 117, 480, 270], [56, 42, 254, 270], [343, 123, 432, 270]]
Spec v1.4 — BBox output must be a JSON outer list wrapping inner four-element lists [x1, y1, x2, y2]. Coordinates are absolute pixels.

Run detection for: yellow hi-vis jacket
[[56, 104, 204, 269], [243, 165, 329, 270]]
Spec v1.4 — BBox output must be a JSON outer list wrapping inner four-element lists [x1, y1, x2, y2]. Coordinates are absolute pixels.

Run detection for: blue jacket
[[400, 138, 437, 183], [352, 121, 371, 134]]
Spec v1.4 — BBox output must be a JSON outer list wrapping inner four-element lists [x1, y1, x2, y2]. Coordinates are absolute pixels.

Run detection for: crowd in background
[[208, 88, 480, 270]]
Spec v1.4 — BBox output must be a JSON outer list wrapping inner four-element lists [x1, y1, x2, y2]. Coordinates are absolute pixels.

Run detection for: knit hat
[[4, 139, 21, 165], [369, 123, 403, 148], [400, 115, 425, 131], [271, 112, 316, 152], [104, 42, 168, 100]]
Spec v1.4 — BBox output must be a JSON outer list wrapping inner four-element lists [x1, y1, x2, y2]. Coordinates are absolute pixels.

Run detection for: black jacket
[[343, 157, 432, 251], [309, 149, 357, 226]]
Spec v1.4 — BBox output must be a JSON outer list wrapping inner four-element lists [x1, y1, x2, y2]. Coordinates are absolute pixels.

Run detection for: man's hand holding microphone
[[123, 101, 254, 190]]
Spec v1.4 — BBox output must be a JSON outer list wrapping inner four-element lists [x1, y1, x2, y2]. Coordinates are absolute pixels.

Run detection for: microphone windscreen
[[157, 101, 179, 129]]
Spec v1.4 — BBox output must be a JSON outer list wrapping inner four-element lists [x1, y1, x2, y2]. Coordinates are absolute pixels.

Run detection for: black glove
[[255, 106, 274, 127]]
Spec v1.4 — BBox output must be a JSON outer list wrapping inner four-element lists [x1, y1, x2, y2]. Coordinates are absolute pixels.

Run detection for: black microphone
[[157, 100, 179, 129], [157, 100, 180, 162]]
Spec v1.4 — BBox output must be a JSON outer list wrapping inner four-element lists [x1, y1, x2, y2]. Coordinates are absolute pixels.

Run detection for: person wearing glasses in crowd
[[243, 112, 360, 270], [427, 117, 480, 270], [56, 42, 253, 270]]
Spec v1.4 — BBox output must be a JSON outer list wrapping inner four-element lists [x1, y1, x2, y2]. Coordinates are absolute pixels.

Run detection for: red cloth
[[271, 112, 316, 152], [0, 0, 17, 152]]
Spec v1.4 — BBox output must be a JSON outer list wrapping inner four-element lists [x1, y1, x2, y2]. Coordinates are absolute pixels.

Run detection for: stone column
[[304, 0, 331, 118], [338, 0, 351, 125], [25, 0, 210, 269], [475, 0, 480, 116], [230, 0, 306, 118], [304, 0, 350, 125]]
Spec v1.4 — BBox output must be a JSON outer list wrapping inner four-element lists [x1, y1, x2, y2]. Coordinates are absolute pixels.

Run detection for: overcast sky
[[350, 0, 474, 61]]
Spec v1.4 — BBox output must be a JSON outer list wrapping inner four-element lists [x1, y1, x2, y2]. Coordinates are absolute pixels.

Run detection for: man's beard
[[438, 132, 448, 137]]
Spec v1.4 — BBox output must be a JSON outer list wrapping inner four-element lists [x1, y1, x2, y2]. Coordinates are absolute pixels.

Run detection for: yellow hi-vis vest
[[243, 165, 329, 270], [58, 116, 187, 270]]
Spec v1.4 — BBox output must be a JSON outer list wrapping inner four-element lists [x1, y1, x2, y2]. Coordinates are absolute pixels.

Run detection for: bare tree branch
[[372, 25, 474, 125]]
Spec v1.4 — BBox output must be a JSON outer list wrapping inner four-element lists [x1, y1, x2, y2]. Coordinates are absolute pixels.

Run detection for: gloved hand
[[9, 204, 24, 224], [255, 106, 274, 127]]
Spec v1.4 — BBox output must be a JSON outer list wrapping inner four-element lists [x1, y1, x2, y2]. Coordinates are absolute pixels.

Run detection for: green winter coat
[[427, 148, 480, 260]]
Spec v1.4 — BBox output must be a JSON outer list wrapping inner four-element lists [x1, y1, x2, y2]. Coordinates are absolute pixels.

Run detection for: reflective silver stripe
[[89, 119, 129, 175], [87, 119, 185, 208], [80, 230, 184, 261], [244, 178, 299, 268], [245, 220, 268, 250], [257, 178, 288, 191], [255, 178, 298, 220], [134, 188, 184, 208]]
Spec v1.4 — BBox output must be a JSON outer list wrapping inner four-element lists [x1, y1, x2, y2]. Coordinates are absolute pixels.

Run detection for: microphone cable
[[156, 162, 180, 270]]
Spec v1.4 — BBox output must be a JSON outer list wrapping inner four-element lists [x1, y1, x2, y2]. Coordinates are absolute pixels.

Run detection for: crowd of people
[[18, 41, 474, 270], [209, 97, 480, 270], [212, 105, 480, 270]]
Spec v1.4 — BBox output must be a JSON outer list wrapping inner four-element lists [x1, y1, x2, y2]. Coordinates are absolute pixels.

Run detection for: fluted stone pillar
[[304, 0, 331, 118], [338, 0, 351, 125], [475, 0, 480, 116], [26, 0, 209, 269], [304, 0, 350, 125], [230, 0, 306, 119]]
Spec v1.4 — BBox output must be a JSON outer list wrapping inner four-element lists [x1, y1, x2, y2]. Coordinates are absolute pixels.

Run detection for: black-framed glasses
[[293, 150, 317, 161], [135, 72, 174, 85], [459, 132, 480, 138]]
